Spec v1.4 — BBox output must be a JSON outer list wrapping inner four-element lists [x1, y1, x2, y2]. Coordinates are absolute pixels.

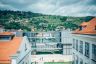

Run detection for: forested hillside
[[0, 10, 94, 31]]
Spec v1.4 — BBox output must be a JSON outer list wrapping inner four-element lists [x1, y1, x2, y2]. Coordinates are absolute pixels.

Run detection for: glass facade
[[23, 32, 63, 54], [23, 32, 61, 48]]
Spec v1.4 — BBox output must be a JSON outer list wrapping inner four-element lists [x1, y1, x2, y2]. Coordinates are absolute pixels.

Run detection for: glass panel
[[0, 36, 10, 40], [85, 42, 90, 58], [92, 44, 96, 61], [76, 40, 78, 51], [79, 41, 83, 54]]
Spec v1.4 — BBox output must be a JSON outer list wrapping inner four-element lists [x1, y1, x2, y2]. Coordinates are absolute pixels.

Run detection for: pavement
[[31, 54, 72, 63]]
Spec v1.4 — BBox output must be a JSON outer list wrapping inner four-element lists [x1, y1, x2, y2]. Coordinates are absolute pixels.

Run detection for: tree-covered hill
[[0, 10, 94, 31]]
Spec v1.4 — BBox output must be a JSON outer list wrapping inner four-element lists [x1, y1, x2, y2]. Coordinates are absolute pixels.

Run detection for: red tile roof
[[73, 18, 96, 34], [0, 36, 22, 64], [80, 22, 88, 27]]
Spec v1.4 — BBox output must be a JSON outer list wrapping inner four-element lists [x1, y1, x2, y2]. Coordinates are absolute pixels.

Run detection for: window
[[63, 44, 72, 55], [31, 62, 33, 64], [85, 42, 90, 58], [79, 26, 82, 30], [76, 40, 78, 51], [0, 36, 10, 40], [25, 44, 27, 51], [92, 44, 96, 61], [76, 55, 78, 64], [95, 25, 96, 30], [22, 62, 24, 64], [73, 39, 75, 49], [80, 58, 83, 64], [79, 41, 83, 54], [73, 53, 75, 64]]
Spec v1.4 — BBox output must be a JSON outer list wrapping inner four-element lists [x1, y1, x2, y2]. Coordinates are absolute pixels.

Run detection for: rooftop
[[0, 32, 22, 63], [73, 17, 96, 35], [0, 32, 14, 36]]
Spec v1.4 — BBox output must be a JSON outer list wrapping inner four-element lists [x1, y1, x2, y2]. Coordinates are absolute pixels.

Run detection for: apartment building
[[72, 18, 96, 64], [0, 32, 31, 64]]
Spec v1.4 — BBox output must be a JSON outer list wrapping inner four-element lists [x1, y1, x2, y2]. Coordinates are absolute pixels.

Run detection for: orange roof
[[72, 29, 80, 34], [0, 32, 14, 35], [0, 37, 22, 63], [80, 22, 89, 27], [73, 18, 96, 34]]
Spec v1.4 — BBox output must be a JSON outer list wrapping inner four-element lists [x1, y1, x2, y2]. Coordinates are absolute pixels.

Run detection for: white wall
[[61, 30, 72, 55], [72, 34, 96, 64], [11, 36, 32, 64], [61, 30, 72, 44]]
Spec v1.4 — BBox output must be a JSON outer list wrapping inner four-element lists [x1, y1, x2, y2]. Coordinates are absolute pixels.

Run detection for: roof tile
[[73, 18, 96, 34], [0, 36, 22, 63]]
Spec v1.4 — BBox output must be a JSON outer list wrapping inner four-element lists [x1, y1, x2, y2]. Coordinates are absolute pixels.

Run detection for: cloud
[[0, 2, 18, 10], [0, 0, 96, 16]]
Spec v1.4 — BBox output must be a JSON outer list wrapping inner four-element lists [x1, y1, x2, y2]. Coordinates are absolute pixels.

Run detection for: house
[[72, 18, 96, 64], [0, 32, 31, 64]]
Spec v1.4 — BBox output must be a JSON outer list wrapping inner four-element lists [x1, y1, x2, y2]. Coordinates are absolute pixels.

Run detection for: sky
[[0, 0, 96, 16]]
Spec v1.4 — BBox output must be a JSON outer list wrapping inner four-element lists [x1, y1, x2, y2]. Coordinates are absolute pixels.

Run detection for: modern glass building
[[23, 31, 63, 54]]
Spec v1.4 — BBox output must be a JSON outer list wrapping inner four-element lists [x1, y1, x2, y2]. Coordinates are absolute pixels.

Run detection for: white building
[[61, 30, 72, 55], [72, 18, 96, 64], [0, 32, 31, 64]]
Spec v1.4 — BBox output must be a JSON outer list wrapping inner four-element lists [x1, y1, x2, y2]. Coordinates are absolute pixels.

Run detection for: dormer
[[79, 26, 83, 30], [95, 25, 96, 30], [0, 32, 15, 41]]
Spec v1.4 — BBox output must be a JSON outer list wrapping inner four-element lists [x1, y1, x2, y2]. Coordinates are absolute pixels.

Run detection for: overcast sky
[[0, 0, 96, 16]]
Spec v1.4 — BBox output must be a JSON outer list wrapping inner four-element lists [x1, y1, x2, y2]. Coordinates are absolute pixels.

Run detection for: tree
[[4, 22, 21, 29], [84, 16, 94, 22], [60, 17, 67, 22]]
